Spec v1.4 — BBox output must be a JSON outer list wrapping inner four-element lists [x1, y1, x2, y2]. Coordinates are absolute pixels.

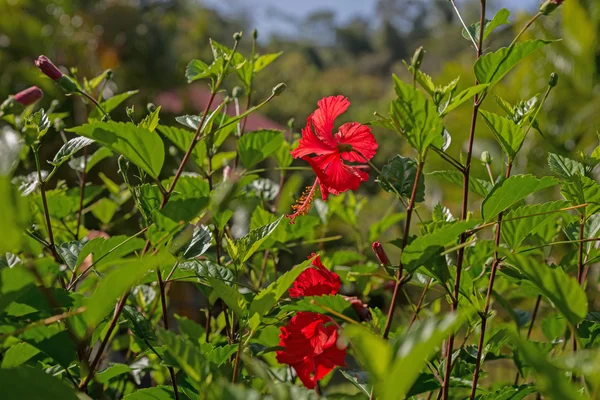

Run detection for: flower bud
[[549, 72, 559, 88], [147, 103, 157, 113], [272, 83, 286, 96], [14, 86, 43, 106], [35, 55, 63, 81], [252, 29, 258, 40], [539, 0, 564, 15], [105, 69, 113, 80], [481, 151, 493, 165], [233, 31, 242, 42], [287, 117, 295, 130], [411, 46, 425, 70], [54, 118, 65, 131], [372, 241, 390, 266]]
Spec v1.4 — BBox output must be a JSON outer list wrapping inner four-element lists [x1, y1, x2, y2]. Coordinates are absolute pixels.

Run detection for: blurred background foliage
[[1, 0, 599, 255]]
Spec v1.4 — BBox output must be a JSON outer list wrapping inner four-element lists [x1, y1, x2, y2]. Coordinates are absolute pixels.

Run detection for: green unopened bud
[[0, 97, 21, 115], [57, 75, 79, 93], [232, 86, 242, 98], [539, 0, 563, 15], [233, 31, 242, 42], [126, 105, 135, 121], [272, 83, 286, 96], [549, 72, 559, 88], [105, 69, 113, 80], [147, 103, 157, 113], [54, 118, 65, 131], [252, 29, 258, 40], [481, 151, 493, 165], [287, 117, 295, 130], [411, 46, 425, 70]]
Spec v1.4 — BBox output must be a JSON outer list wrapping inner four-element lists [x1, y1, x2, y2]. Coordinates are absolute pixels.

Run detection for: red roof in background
[[156, 84, 286, 132]]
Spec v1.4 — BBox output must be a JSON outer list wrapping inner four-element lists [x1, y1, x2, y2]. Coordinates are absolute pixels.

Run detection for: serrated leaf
[[23, 109, 51, 139], [391, 75, 444, 155], [235, 215, 283, 263], [402, 220, 480, 272], [170, 224, 212, 259], [482, 175, 559, 221], [477, 385, 536, 400], [548, 153, 586, 178], [76, 235, 146, 270], [561, 175, 600, 216], [249, 258, 312, 317], [138, 106, 160, 132], [238, 130, 284, 168], [96, 363, 133, 385], [90, 90, 138, 119], [124, 386, 175, 400], [157, 125, 206, 167], [122, 305, 156, 341], [67, 121, 165, 178], [50, 136, 95, 167], [428, 170, 492, 198], [185, 59, 221, 83], [207, 277, 248, 317], [179, 259, 234, 285], [0, 177, 29, 253], [506, 254, 587, 326], [254, 52, 283, 73], [282, 294, 358, 320], [462, 8, 511, 43], [501, 201, 570, 250], [474, 40, 552, 86], [442, 84, 488, 115], [479, 110, 526, 159], [376, 155, 425, 202], [56, 240, 86, 271]]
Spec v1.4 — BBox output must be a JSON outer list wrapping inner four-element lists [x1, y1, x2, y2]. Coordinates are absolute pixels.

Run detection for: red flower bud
[[372, 241, 390, 266], [35, 55, 63, 81], [13, 86, 43, 106]]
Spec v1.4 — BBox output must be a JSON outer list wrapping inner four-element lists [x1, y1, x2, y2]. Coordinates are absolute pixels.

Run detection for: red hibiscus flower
[[289, 254, 341, 298], [276, 311, 347, 389], [287, 96, 378, 223]]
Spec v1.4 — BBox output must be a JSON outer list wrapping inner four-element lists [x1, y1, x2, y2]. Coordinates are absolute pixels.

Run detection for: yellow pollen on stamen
[[286, 179, 319, 224]]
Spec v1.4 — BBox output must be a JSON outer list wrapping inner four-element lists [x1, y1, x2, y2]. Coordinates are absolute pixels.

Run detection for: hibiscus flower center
[[336, 143, 353, 153]]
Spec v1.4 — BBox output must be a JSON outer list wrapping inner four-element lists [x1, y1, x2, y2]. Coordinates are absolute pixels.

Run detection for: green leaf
[[169, 224, 212, 259], [96, 364, 133, 385], [207, 277, 248, 317], [369, 212, 406, 243], [20, 325, 78, 369], [122, 305, 156, 341], [0, 367, 79, 400], [249, 258, 312, 317], [477, 386, 536, 400], [186, 59, 221, 83], [479, 110, 526, 159], [1, 342, 40, 368], [548, 153, 586, 178], [83, 252, 174, 328], [482, 175, 559, 221], [428, 170, 492, 198], [158, 330, 206, 383], [235, 215, 283, 263], [157, 125, 206, 168], [505, 254, 587, 326], [90, 90, 138, 119], [402, 220, 479, 272], [237, 130, 284, 168], [123, 386, 176, 400], [0, 177, 29, 253], [462, 8, 511, 43], [138, 106, 161, 132], [67, 121, 165, 178], [50, 136, 95, 167], [91, 198, 119, 225], [56, 240, 86, 271], [475, 40, 552, 86], [76, 235, 146, 270], [561, 175, 600, 216], [23, 109, 51, 139], [442, 84, 488, 115], [501, 201, 570, 250], [253, 52, 283, 73], [391, 75, 444, 155], [179, 260, 234, 285], [376, 155, 425, 202], [509, 334, 586, 400]]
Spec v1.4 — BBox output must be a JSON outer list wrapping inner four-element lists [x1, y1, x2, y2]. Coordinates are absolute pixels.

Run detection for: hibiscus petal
[[320, 153, 369, 194], [336, 122, 378, 162], [311, 96, 350, 142], [290, 117, 336, 159], [292, 358, 319, 389]]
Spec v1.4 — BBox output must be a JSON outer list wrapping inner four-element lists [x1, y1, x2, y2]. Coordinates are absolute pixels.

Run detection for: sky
[[201, 0, 539, 39]]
